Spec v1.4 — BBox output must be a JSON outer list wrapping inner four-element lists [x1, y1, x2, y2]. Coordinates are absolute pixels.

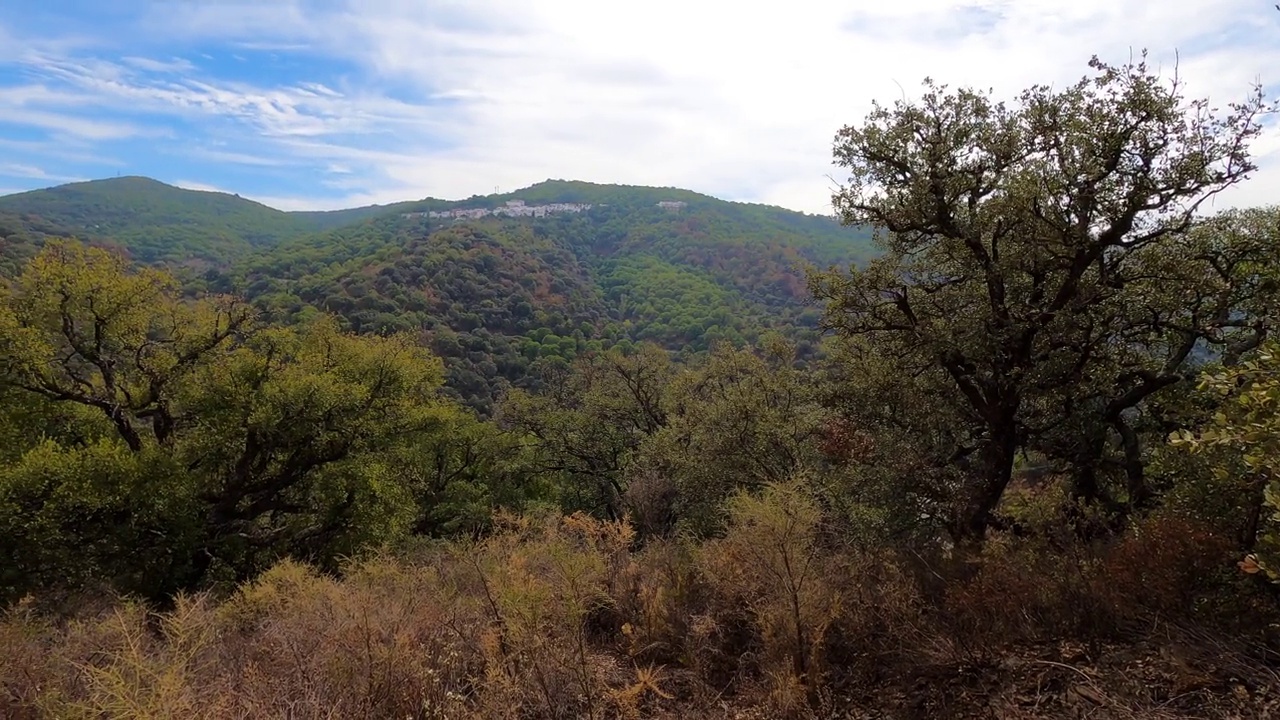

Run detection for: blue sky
[[2, 1, 1279, 213]]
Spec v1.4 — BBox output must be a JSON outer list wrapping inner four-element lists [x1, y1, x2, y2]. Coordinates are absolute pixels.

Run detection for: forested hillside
[[0, 177, 416, 265], [229, 181, 872, 411], [0, 210, 89, 276]]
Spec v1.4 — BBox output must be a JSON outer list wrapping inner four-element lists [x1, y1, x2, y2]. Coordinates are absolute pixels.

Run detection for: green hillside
[[0, 178, 432, 265], [0, 176, 874, 411], [226, 180, 874, 412], [289, 200, 422, 231], [0, 177, 319, 264], [0, 211, 88, 276]]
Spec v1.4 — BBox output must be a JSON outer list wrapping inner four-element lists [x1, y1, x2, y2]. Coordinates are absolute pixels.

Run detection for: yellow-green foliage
[[0, 241, 470, 602], [0, 242, 255, 449], [699, 481, 841, 700], [1173, 344, 1280, 580]]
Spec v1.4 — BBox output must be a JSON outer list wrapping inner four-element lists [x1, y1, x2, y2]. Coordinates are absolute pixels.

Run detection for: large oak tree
[[810, 56, 1276, 544]]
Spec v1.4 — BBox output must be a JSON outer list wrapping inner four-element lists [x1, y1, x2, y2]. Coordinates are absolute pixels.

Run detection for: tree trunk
[[1241, 474, 1267, 550], [106, 405, 143, 453], [1068, 430, 1108, 504], [1114, 418, 1153, 510], [954, 423, 1018, 546]]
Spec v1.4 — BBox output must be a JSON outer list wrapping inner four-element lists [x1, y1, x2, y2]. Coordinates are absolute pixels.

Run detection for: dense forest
[[4, 56, 1280, 719]]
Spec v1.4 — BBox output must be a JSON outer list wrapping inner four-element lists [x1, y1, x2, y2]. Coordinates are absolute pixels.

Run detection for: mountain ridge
[[0, 176, 405, 264], [0, 176, 837, 225]]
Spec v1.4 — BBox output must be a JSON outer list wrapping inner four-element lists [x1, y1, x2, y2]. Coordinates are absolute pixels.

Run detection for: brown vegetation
[[4, 485, 1278, 719]]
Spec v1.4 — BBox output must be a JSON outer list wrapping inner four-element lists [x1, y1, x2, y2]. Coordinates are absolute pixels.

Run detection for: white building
[[416, 201, 593, 221]]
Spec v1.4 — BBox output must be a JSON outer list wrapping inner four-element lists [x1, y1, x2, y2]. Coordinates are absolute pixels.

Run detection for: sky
[[1, 0, 1279, 214]]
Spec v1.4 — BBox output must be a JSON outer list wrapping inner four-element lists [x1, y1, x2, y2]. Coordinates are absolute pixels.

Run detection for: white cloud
[[16, 53, 453, 143], [4, 0, 1280, 213], [1, 84, 103, 106], [246, 193, 363, 212], [172, 179, 233, 194], [120, 56, 195, 73], [1, 163, 51, 178], [182, 147, 291, 167], [0, 163, 85, 182], [0, 137, 125, 167], [0, 106, 143, 140]]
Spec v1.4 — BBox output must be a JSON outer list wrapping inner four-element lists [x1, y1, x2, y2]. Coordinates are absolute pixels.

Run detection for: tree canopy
[[809, 55, 1276, 543], [0, 242, 461, 600]]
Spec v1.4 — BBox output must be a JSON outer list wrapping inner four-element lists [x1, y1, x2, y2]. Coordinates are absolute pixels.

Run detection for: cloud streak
[[0, 163, 85, 183]]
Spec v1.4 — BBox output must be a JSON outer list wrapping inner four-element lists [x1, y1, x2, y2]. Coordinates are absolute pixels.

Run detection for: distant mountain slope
[[227, 180, 875, 412], [0, 177, 321, 264], [393, 180, 855, 261], [0, 211, 91, 276], [0, 177, 426, 265], [289, 200, 422, 231]]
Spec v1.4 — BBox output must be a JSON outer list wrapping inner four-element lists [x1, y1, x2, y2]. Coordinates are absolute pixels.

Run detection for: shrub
[[698, 481, 842, 709]]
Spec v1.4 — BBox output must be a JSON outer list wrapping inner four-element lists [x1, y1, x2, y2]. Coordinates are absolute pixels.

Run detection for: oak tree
[[0, 242, 452, 598], [810, 55, 1273, 543]]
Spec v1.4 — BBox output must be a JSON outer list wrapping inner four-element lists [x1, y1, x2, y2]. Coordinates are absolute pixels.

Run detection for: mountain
[[0, 177, 417, 265], [223, 180, 875, 412], [0, 176, 874, 412]]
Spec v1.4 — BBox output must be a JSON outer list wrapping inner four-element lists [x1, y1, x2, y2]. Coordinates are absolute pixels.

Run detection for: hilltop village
[[400, 199, 590, 220], [402, 198, 687, 221]]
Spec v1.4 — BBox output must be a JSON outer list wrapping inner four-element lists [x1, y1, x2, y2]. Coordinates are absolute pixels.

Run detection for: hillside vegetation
[[0, 178, 873, 411], [4, 57, 1280, 719], [0, 211, 88, 276], [230, 181, 872, 411], [0, 177, 416, 265]]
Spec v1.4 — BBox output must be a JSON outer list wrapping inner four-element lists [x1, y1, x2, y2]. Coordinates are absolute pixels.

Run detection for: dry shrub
[[2, 504, 1271, 720], [609, 534, 739, 710], [611, 536, 709, 664], [943, 536, 1094, 648], [623, 466, 679, 539], [820, 549, 927, 687], [6, 596, 228, 719], [940, 512, 1247, 663], [698, 480, 844, 714], [214, 557, 477, 719], [1, 513, 678, 720], [17, 558, 481, 719], [74, 596, 228, 719], [0, 599, 56, 720], [1090, 513, 1235, 622], [691, 480, 927, 714], [459, 510, 648, 720]]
